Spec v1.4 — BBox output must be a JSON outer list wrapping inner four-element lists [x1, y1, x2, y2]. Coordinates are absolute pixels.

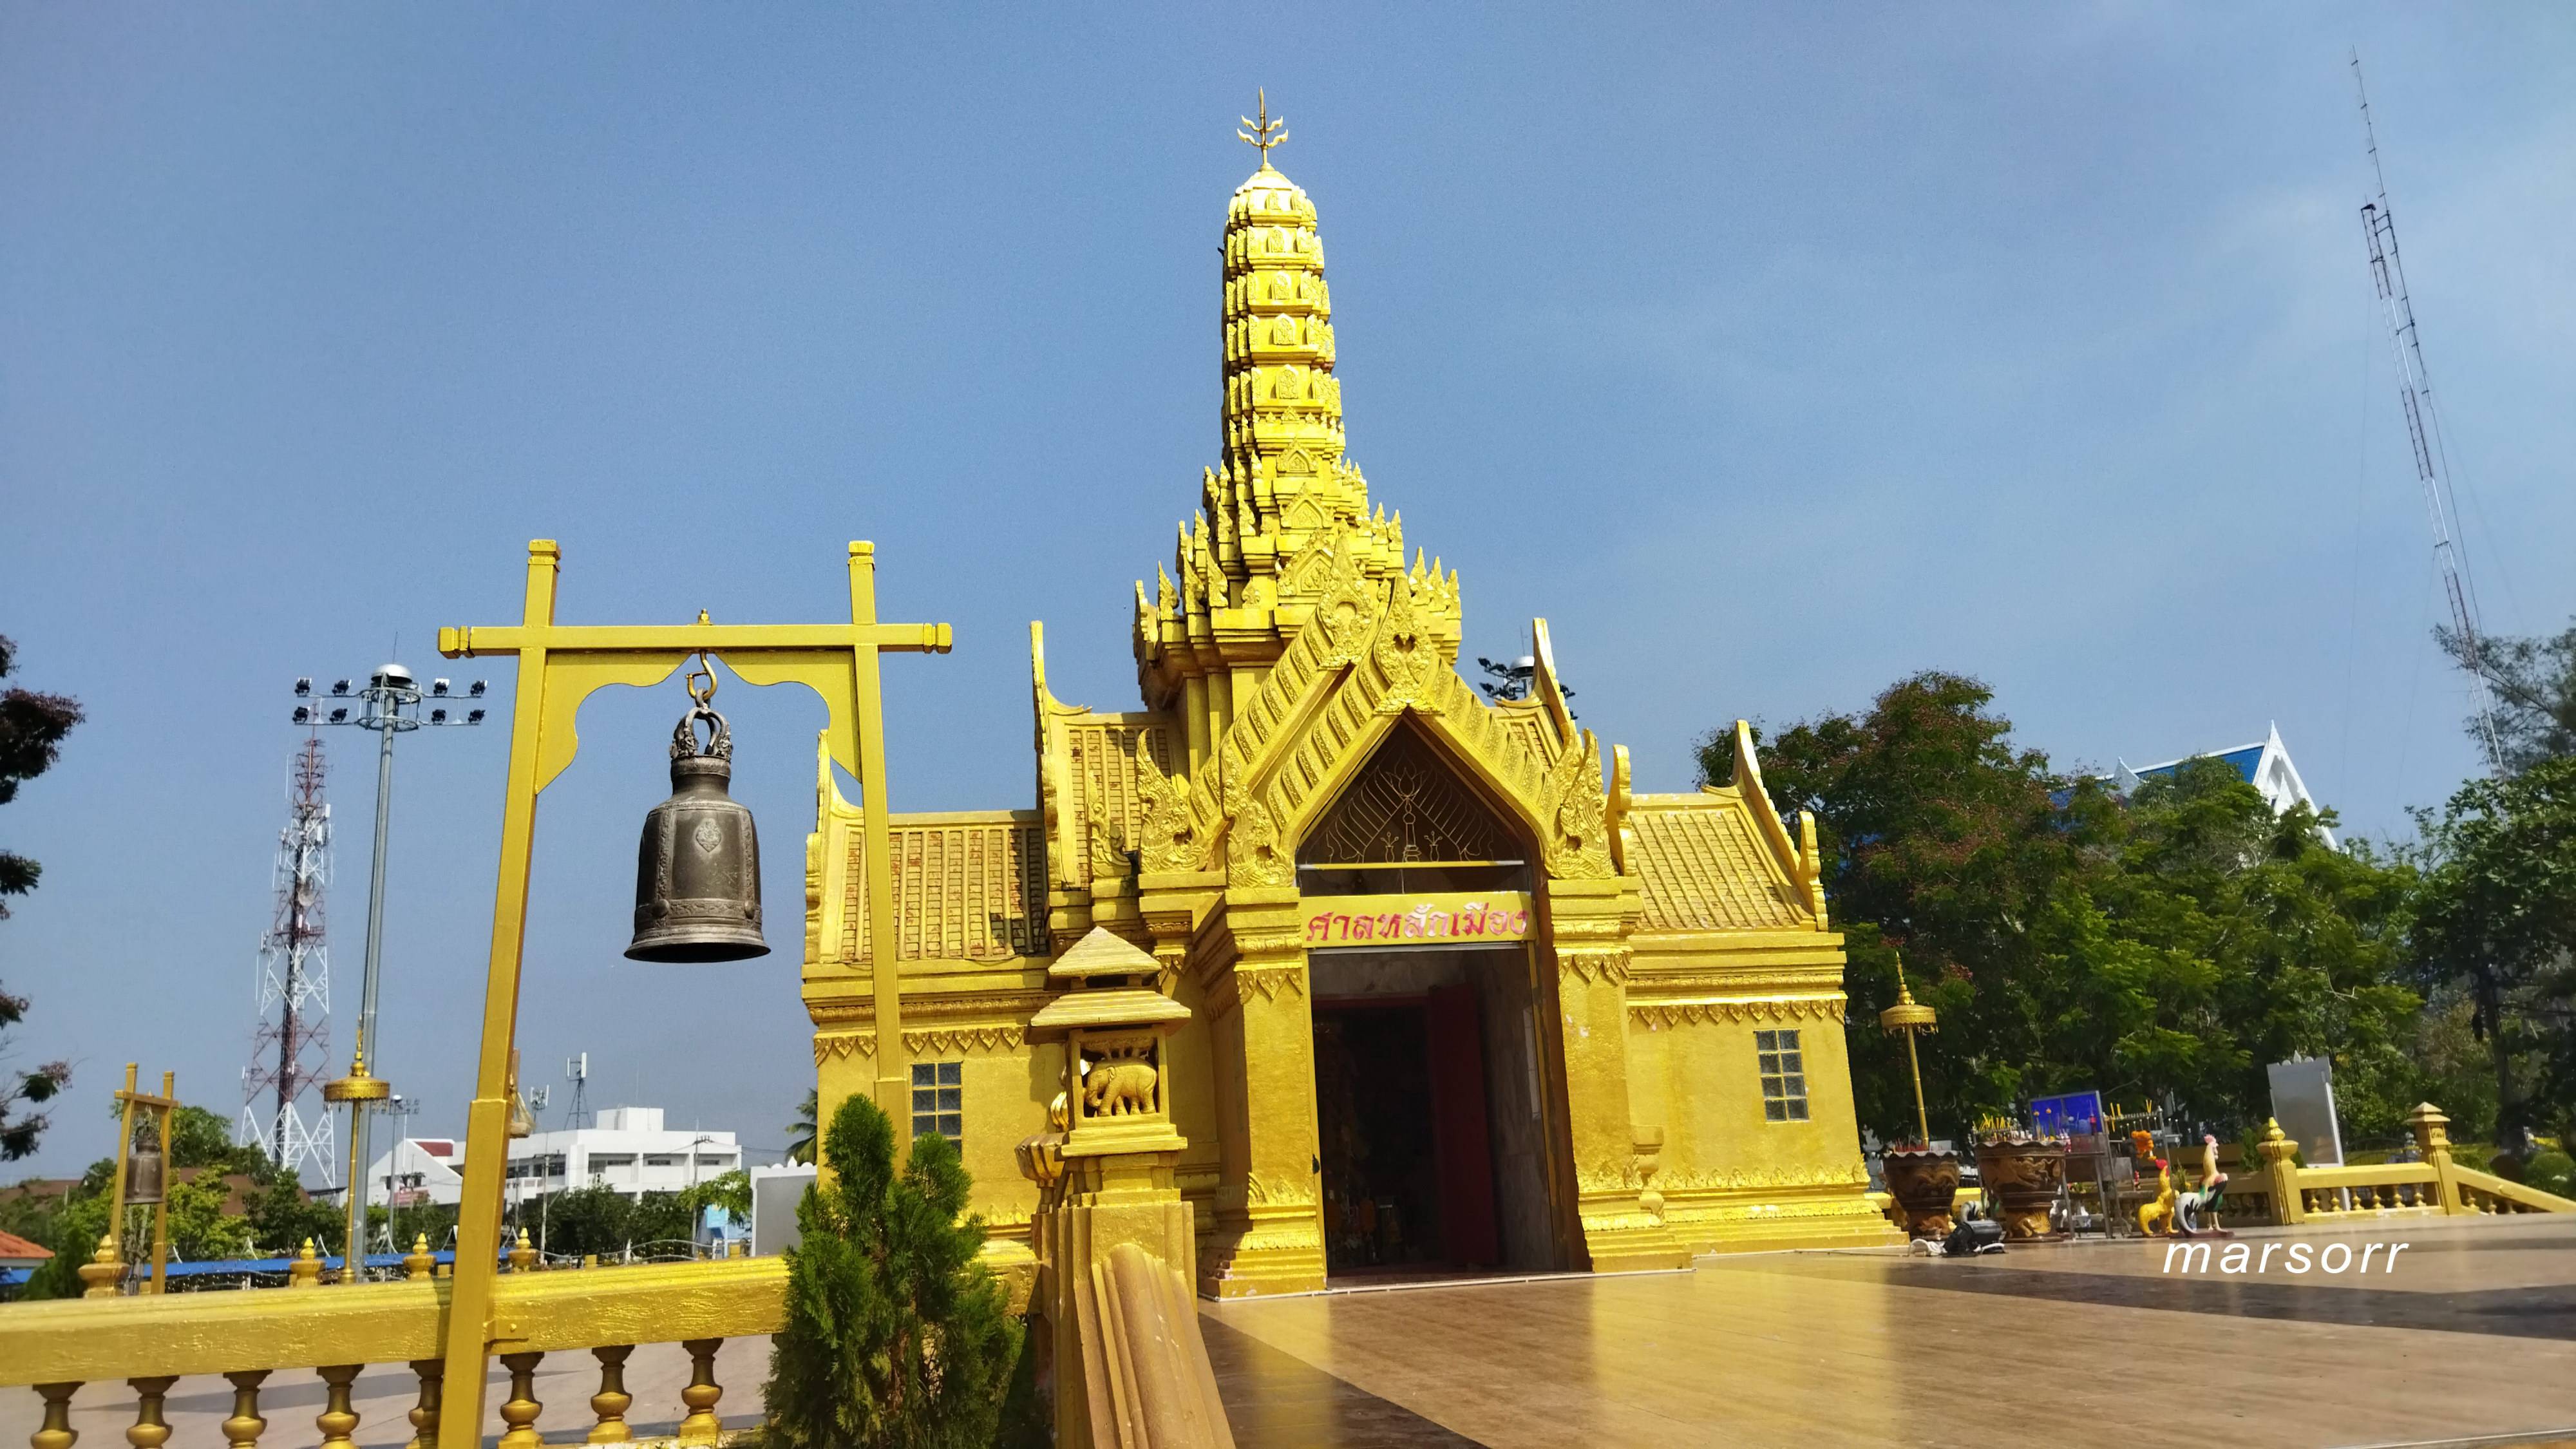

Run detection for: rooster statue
[[2172, 1133, 2231, 1237]]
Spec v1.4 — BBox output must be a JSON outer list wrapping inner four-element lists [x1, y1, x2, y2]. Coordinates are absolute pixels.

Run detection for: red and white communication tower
[[238, 734, 337, 1177]]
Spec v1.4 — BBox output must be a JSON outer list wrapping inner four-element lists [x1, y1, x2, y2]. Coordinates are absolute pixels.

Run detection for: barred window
[[1756, 1030, 1808, 1122], [911, 1061, 963, 1144]]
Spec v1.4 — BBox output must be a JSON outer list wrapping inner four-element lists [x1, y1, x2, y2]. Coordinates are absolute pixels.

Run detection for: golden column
[[1200, 885, 1326, 1297], [429, 540, 949, 1449], [1544, 882, 1687, 1273]]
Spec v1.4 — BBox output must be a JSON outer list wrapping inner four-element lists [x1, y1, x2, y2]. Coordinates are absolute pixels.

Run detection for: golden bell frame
[[94, 1065, 178, 1297], [427, 538, 949, 1449]]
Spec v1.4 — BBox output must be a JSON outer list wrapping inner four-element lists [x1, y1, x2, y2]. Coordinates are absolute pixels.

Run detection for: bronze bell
[[625, 670, 767, 963], [126, 1139, 166, 1207]]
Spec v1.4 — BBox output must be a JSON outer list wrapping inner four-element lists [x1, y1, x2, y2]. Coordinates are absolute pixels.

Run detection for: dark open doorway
[[1313, 989, 1502, 1274]]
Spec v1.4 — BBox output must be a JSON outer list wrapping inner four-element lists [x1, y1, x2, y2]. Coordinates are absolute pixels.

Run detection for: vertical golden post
[[848, 544, 909, 1151], [104, 1065, 137, 1296], [147, 1073, 173, 1295], [435, 542, 559, 1449]]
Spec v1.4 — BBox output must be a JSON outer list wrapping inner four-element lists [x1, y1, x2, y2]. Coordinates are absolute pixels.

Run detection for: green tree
[[1711, 672, 2424, 1141], [0, 634, 82, 1160], [683, 1168, 752, 1231], [2105, 762, 2421, 1139], [786, 1088, 819, 1167], [246, 1175, 343, 1257], [2441, 620, 2576, 777], [765, 1094, 1019, 1449], [2409, 755, 2576, 1148]]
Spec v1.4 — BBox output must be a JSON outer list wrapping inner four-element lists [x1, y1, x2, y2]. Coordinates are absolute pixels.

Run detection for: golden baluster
[[676, 1340, 723, 1446], [124, 1377, 176, 1449], [315, 1365, 361, 1449], [404, 1360, 443, 1449], [402, 1234, 435, 1282], [587, 1346, 634, 1443], [508, 1227, 539, 1273], [497, 1352, 545, 1449], [32, 1382, 80, 1449], [221, 1370, 269, 1449]]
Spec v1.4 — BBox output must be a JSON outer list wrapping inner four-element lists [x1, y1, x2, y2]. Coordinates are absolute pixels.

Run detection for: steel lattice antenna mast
[[2353, 52, 2504, 772], [239, 734, 337, 1177]]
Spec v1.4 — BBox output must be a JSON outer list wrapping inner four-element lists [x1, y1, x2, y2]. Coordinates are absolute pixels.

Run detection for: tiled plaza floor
[[1202, 1216, 2576, 1448]]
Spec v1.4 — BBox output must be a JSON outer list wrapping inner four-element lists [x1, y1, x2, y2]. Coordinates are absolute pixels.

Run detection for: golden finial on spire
[[1238, 89, 1287, 166]]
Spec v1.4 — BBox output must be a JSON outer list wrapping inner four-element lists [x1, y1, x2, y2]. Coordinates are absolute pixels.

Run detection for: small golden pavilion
[[802, 144, 1899, 1296]]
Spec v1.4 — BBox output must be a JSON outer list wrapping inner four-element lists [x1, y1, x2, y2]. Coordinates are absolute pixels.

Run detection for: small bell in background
[[626, 656, 768, 963], [125, 1133, 166, 1207]]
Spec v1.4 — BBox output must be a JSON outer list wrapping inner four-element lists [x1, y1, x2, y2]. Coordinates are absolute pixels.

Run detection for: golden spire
[[1237, 89, 1287, 167], [1135, 104, 1460, 718]]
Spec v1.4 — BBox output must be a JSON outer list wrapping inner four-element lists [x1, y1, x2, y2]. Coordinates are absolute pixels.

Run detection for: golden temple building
[[801, 145, 1902, 1298]]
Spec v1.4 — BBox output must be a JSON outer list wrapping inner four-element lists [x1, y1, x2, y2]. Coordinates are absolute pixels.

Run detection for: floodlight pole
[[308, 663, 482, 1280]]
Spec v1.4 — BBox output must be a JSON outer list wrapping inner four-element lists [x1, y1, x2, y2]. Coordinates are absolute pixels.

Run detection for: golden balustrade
[[1, 1256, 784, 1449], [2245, 1103, 2576, 1226]]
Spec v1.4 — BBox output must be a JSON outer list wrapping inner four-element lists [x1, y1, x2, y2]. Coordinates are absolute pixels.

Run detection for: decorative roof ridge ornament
[[1238, 88, 1287, 169]]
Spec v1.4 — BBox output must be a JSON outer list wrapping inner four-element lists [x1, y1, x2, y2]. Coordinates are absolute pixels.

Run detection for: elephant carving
[[1084, 1061, 1159, 1118]]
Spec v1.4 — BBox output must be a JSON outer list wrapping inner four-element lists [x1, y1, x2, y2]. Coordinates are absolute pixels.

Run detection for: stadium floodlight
[[469, 681, 487, 697], [289, 659, 491, 1273]]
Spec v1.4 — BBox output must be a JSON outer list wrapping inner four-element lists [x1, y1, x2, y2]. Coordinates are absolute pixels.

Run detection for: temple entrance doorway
[[1296, 721, 1566, 1278], [1310, 946, 1555, 1275]]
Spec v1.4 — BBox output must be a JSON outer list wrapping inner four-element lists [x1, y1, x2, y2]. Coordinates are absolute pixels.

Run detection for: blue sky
[[5, 6, 2571, 1182]]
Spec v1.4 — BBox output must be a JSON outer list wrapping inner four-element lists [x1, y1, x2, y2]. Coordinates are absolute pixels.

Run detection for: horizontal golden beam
[[0, 1257, 785, 1386], [439, 622, 952, 658]]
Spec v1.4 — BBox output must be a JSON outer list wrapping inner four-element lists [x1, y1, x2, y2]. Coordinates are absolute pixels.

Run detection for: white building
[[2104, 723, 2336, 848], [363, 1106, 742, 1208]]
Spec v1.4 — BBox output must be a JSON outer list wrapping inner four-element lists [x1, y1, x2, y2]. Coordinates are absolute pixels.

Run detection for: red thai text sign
[[1304, 891, 1532, 947]]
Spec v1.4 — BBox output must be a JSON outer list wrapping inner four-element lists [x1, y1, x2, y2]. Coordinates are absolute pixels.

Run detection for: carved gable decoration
[[1223, 774, 1294, 886], [1368, 569, 1441, 713], [1537, 731, 1616, 880], [1132, 737, 1206, 874], [1302, 726, 1517, 866], [1305, 528, 1379, 663]]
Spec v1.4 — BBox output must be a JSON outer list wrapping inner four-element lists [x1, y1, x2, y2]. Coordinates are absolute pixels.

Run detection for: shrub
[[764, 1097, 1020, 1449]]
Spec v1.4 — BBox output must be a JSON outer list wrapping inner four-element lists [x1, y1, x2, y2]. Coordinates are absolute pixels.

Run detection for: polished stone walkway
[[1202, 1217, 2576, 1448]]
